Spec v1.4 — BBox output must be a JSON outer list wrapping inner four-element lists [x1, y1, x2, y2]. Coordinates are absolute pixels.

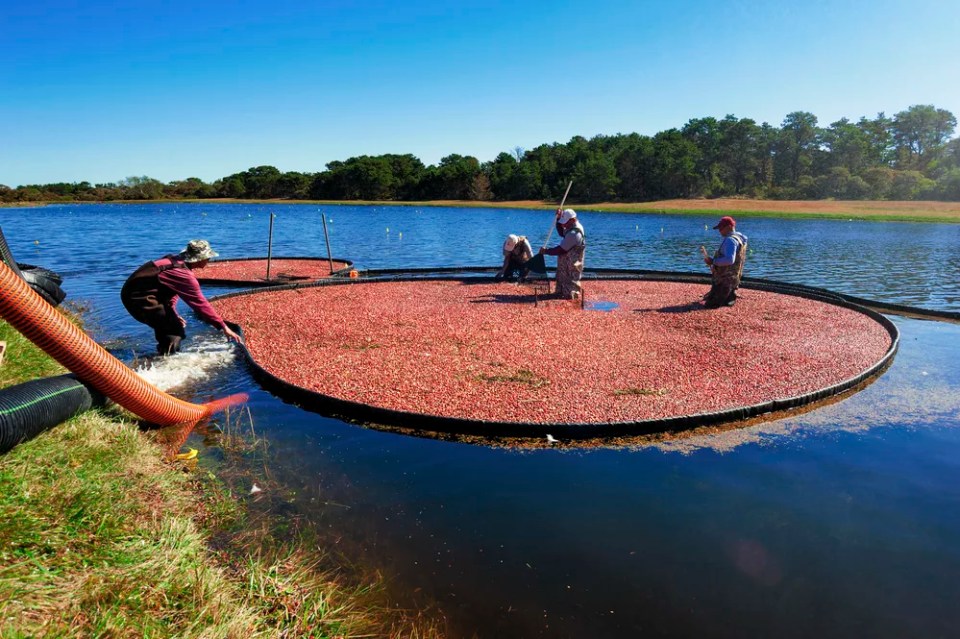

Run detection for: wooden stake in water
[[320, 210, 334, 272], [266, 213, 276, 280]]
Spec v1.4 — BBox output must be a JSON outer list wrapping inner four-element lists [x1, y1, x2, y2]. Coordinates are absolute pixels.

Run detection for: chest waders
[[121, 256, 187, 354], [705, 236, 746, 308], [556, 228, 586, 300]]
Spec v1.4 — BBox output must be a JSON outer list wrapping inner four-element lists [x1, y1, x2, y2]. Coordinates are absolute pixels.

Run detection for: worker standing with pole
[[538, 182, 586, 300], [524, 180, 572, 278]]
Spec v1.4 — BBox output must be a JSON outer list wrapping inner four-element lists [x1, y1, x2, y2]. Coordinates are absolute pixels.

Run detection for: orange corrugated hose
[[0, 259, 246, 425]]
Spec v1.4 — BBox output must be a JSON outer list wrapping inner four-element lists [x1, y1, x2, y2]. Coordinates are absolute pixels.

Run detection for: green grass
[[0, 319, 67, 385], [0, 319, 445, 638]]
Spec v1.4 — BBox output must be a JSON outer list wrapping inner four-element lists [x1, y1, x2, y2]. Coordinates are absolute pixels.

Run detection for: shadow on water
[[3, 204, 960, 638]]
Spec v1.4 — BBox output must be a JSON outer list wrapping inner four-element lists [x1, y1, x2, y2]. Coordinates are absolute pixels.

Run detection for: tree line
[[4, 104, 958, 204]]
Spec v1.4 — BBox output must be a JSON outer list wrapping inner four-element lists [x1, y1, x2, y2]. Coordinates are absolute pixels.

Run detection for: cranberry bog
[[212, 272, 899, 439], [197, 257, 353, 286]]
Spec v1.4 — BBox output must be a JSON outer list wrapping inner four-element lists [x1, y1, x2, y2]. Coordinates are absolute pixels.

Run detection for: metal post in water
[[320, 209, 334, 273], [266, 213, 275, 281]]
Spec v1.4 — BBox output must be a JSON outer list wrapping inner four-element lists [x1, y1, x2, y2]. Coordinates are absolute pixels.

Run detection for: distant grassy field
[[7, 198, 960, 222], [386, 198, 960, 223], [572, 198, 960, 223], [201, 198, 960, 222]]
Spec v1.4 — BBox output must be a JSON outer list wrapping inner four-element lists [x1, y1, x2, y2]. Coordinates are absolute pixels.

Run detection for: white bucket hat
[[503, 234, 520, 252], [180, 239, 219, 263], [558, 208, 577, 224]]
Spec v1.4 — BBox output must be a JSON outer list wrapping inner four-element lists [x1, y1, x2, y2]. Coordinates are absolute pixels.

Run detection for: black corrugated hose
[[1, 227, 96, 454], [0, 226, 25, 279], [0, 374, 106, 454]]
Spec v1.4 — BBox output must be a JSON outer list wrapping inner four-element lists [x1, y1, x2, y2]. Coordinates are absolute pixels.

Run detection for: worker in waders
[[702, 216, 748, 308], [121, 239, 241, 355], [540, 208, 586, 299]]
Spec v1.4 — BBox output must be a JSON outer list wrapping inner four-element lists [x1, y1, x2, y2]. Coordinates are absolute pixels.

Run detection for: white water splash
[[134, 336, 237, 392]]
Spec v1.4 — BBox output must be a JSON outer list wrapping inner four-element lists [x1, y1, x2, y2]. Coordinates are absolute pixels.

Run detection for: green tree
[[218, 177, 246, 198], [774, 111, 821, 188], [649, 129, 699, 198], [612, 133, 655, 201], [861, 166, 895, 199], [934, 168, 960, 200], [682, 117, 722, 195], [889, 170, 935, 200], [857, 113, 894, 167], [120, 176, 163, 199], [943, 137, 960, 170], [432, 154, 481, 199], [571, 152, 618, 201], [487, 152, 519, 200], [891, 105, 957, 170], [344, 156, 396, 200], [822, 118, 872, 174], [748, 123, 778, 197], [166, 177, 211, 199], [718, 116, 763, 195], [274, 172, 311, 199], [384, 154, 425, 200], [242, 166, 283, 198]]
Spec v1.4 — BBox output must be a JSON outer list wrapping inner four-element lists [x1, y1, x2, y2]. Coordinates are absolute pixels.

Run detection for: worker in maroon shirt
[[121, 239, 242, 355]]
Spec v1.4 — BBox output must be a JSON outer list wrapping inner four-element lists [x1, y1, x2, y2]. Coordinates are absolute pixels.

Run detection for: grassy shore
[[0, 318, 443, 638], [6, 198, 960, 223]]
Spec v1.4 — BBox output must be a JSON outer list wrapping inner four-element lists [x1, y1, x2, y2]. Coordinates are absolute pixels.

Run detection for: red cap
[[713, 216, 736, 229]]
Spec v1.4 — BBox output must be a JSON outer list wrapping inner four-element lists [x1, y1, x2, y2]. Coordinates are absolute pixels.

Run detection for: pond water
[[2, 203, 960, 638]]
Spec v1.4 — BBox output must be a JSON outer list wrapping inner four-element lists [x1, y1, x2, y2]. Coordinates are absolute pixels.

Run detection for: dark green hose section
[[0, 375, 106, 454], [0, 226, 24, 279]]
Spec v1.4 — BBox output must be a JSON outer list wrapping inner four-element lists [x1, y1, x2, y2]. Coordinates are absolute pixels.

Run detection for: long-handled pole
[[700, 245, 715, 274], [320, 210, 334, 272], [542, 181, 574, 249], [266, 213, 275, 280]]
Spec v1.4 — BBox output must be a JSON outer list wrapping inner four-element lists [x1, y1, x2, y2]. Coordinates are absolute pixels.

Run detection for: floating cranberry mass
[[213, 278, 896, 432], [199, 258, 351, 285]]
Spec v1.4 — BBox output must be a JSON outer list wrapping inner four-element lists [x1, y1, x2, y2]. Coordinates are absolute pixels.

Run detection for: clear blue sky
[[2, 0, 959, 187]]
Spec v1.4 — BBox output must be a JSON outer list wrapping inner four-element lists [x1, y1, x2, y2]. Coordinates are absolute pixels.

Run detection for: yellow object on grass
[[175, 448, 198, 461]]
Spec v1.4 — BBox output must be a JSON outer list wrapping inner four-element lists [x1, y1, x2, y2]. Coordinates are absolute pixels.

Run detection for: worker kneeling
[[702, 216, 748, 308], [496, 234, 533, 282]]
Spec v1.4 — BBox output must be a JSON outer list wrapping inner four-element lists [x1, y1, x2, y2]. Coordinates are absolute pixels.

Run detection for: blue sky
[[2, 0, 959, 187]]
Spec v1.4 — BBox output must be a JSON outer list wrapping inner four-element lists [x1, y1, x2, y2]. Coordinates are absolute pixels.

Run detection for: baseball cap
[[712, 216, 736, 229]]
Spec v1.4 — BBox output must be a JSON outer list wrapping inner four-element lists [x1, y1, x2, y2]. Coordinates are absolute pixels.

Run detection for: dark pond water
[[3, 203, 960, 638]]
